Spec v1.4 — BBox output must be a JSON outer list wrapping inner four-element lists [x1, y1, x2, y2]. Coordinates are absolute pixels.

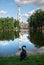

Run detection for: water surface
[[0, 31, 35, 56]]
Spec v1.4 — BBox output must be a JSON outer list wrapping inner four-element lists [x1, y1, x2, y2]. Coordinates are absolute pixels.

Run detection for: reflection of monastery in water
[[20, 29, 29, 34], [20, 22, 29, 34]]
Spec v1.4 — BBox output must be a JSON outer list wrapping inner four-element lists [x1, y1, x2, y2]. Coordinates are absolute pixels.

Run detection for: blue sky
[[0, 0, 44, 22]]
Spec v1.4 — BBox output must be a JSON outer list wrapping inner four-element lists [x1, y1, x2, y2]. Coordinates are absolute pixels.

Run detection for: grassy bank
[[0, 54, 44, 65]]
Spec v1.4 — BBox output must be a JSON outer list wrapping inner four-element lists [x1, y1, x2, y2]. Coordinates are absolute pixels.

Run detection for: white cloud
[[15, 0, 44, 6], [23, 6, 44, 18], [15, 0, 20, 2], [0, 41, 9, 46], [22, 9, 35, 18], [39, 6, 44, 10], [32, 0, 44, 6], [23, 14, 29, 18], [0, 10, 7, 14]]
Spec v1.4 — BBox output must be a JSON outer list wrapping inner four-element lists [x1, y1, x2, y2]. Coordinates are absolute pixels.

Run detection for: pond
[[0, 31, 36, 56]]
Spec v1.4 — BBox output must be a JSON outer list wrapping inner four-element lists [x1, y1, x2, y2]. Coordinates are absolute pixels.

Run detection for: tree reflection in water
[[0, 31, 20, 40]]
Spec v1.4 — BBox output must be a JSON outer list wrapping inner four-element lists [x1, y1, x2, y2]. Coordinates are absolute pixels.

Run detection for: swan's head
[[22, 46, 26, 51]]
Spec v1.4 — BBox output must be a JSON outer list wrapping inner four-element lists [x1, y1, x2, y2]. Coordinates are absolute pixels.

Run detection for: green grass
[[0, 54, 44, 65]]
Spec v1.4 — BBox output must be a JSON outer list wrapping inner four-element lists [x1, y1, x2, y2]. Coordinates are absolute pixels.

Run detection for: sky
[[0, 0, 44, 23]]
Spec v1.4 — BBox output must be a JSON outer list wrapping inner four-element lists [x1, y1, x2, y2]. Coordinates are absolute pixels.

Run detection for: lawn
[[0, 54, 44, 65]]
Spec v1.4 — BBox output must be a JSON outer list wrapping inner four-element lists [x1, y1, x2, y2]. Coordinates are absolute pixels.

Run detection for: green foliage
[[0, 31, 14, 40], [14, 19, 20, 31], [0, 17, 14, 31], [27, 9, 44, 47], [0, 17, 20, 40], [30, 32, 44, 47], [0, 17, 20, 31], [0, 31, 20, 40], [0, 55, 44, 65], [14, 31, 20, 38]]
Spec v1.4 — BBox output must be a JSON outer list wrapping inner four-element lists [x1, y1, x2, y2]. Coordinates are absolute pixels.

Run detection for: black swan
[[20, 46, 27, 60]]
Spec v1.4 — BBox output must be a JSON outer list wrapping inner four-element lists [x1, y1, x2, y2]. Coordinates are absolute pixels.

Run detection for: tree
[[27, 9, 44, 47], [0, 17, 14, 31], [14, 19, 20, 31]]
